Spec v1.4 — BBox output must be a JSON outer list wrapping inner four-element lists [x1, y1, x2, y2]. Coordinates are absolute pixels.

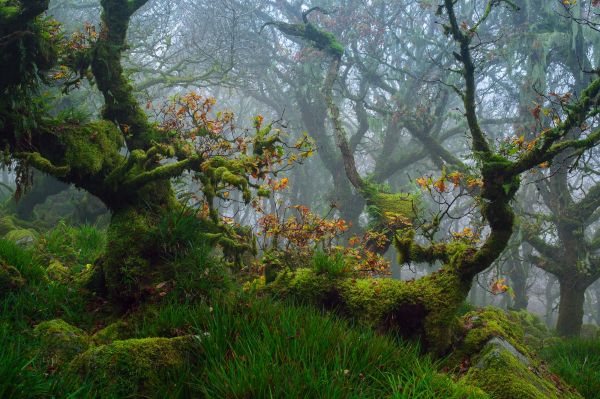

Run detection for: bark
[[556, 277, 587, 337]]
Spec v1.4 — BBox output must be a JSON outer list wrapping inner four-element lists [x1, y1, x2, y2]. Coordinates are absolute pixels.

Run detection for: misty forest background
[[2, 0, 600, 398]]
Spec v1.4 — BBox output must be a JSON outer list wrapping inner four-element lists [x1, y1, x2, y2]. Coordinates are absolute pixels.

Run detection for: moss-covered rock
[[34, 319, 90, 369], [0, 261, 25, 294], [92, 321, 132, 345], [449, 309, 581, 399], [508, 309, 551, 349], [462, 341, 580, 399], [69, 335, 203, 397], [4, 228, 37, 245]]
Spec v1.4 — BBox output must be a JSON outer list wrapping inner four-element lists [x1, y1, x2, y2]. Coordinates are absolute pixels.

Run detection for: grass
[[540, 338, 600, 399], [37, 221, 106, 271], [312, 249, 348, 277], [127, 292, 485, 398], [0, 222, 486, 398]]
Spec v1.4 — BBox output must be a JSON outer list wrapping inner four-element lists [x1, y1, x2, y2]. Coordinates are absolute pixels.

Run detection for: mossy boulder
[[34, 319, 90, 369], [92, 321, 132, 345], [4, 228, 37, 245], [69, 335, 203, 397], [450, 309, 581, 399], [0, 261, 25, 294], [507, 310, 551, 349], [462, 340, 580, 399]]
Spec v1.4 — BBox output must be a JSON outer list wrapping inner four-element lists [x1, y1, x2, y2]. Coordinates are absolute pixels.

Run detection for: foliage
[[541, 338, 600, 399], [36, 222, 106, 270]]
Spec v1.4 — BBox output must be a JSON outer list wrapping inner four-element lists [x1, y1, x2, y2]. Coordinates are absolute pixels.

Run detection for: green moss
[[57, 120, 124, 176], [462, 345, 580, 399], [46, 260, 71, 282], [68, 335, 203, 398], [34, 319, 90, 369], [508, 310, 550, 349], [92, 321, 131, 345], [267, 267, 469, 354], [447, 308, 529, 366], [4, 228, 37, 244], [103, 207, 155, 301]]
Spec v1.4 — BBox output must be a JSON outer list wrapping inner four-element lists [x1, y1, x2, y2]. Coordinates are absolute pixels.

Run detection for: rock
[[453, 309, 581, 399], [34, 319, 90, 369], [69, 335, 203, 397], [4, 228, 37, 245], [476, 337, 529, 367]]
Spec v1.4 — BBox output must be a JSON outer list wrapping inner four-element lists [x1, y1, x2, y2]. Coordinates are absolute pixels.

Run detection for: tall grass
[[540, 338, 600, 399], [37, 221, 106, 269], [312, 250, 347, 277]]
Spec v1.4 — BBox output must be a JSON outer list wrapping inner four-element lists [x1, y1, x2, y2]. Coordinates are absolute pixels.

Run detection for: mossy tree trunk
[[1, 0, 260, 305], [266, 1, 600, 355]]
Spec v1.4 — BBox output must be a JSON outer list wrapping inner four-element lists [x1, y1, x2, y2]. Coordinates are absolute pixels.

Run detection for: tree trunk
[[99, 181, 179, 305], [556, 277, 586, 337]]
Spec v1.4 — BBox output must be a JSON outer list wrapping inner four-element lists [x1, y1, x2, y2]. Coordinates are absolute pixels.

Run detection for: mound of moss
[[264, 267, 468, 354], [451, 309, 581, 399], [34, 319, 90, 369], [68, 335, 203, 398]]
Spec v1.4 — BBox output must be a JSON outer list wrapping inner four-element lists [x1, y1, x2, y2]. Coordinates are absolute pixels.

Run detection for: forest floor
[[1, 221, 599, 398]]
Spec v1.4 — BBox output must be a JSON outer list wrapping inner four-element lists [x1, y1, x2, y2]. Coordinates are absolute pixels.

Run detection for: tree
[[265, 0, 600, 354], [0, 0, 306, 305]]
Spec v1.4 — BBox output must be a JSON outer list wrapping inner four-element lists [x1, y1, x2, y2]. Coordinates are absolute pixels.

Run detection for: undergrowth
[[540, 338, 600, 399]]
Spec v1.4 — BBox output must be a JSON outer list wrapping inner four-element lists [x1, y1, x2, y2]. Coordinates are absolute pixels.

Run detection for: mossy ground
[[0, 223, 486, 398], [0, 218, 593, 398]]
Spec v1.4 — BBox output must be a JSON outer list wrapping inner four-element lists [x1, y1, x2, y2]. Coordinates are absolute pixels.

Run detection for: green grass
[[312, 249, 348, 277], [540, 338, 600, 399], [0, 238, 45, 281], [125, 293, 483, 398], [0, 223, 486, 398], [37, 222, 106, 270]]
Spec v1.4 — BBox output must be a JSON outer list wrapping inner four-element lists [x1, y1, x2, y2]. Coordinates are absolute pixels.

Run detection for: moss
[[68, 335, 203, 398], [4, 228, 37, 244], [46, 259, 71, 282], [446, 308, 529, 367], [462, 345, 581, 399], [103, 207, 155, 301], [266, 267, 469, 354], [508, 309, 550, 349], [92, 321, 132, 345], [34, 319, 90, 369], [56, 120, 124, 177], [0, 261, 25, 294]]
